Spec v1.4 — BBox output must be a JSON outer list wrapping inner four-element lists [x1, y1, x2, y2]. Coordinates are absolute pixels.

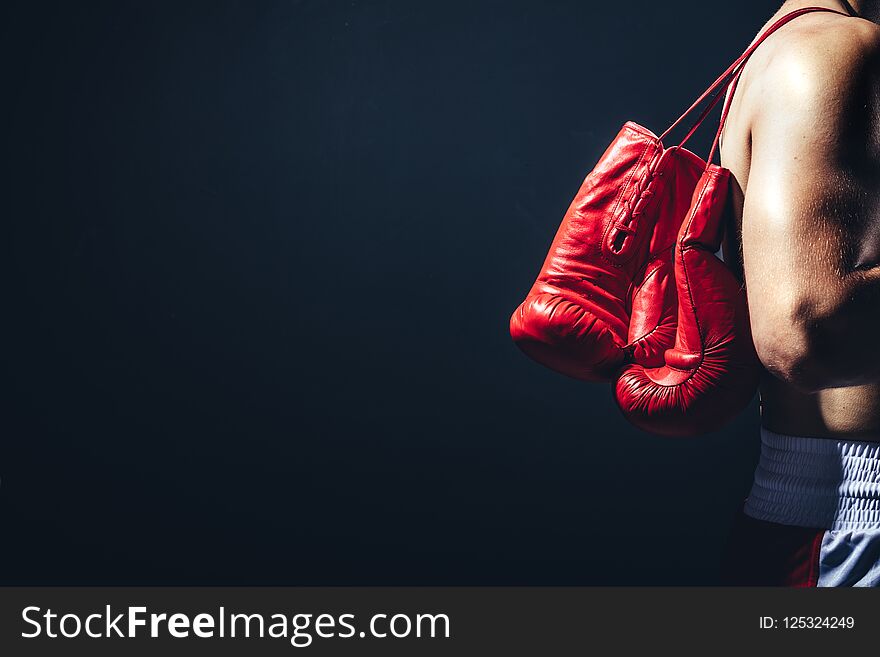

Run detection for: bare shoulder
[[751, 14, 880, 112]]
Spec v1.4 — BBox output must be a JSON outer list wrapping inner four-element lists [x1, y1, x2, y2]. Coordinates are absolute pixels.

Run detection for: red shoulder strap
[[705, 67, 745, 166], [659, 6, 849, 150]]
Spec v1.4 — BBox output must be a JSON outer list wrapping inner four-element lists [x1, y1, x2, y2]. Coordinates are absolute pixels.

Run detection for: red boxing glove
[[509, 123, 702, 382], [614, 166, 760, 436]]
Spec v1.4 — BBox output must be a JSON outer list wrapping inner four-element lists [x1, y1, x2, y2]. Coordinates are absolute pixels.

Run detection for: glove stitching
[[599, 140, 654, 269]]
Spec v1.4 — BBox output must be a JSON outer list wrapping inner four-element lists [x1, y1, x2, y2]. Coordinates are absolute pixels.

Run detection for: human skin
[[719, 0, 880, 438]]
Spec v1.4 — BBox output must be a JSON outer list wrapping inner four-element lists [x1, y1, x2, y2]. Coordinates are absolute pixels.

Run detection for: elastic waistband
[[743, 428, 880, 530]]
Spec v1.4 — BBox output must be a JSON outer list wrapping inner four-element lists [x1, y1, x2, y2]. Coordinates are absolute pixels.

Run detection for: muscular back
[[719, 2, 880, 438]]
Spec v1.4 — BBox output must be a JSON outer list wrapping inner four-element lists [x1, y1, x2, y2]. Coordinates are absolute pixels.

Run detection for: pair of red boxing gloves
[[509, 122, 760, 437]]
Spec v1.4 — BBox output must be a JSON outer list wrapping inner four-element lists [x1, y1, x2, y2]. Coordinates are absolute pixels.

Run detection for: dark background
[[0, 0, 775, 584]]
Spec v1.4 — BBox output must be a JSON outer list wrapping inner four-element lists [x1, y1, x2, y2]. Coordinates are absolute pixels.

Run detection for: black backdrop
[[0, 0, 776, 584]]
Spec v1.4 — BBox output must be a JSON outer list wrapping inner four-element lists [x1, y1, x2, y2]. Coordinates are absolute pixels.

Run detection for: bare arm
[[742, 21, 880, 392]]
